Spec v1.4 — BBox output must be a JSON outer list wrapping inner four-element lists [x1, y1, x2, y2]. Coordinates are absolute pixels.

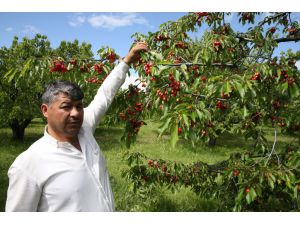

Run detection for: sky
[[0, 12, 187, 56], [0, 12, 299, 88]]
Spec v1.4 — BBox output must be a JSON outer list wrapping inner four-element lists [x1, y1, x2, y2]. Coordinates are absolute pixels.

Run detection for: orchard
[[0, 12, 299, 211]]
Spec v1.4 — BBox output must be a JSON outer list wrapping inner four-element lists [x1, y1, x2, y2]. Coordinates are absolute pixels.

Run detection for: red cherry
[[200, 76, 207, 82], [162, 164, 168, 172], [70, 59, 77, 66], [245, 187, 251, 193], [144, 63, 152, 75], [287, 27, 296, 35], [178, 127, 182, 135], [233, 169, 239, 177], [154, 161, 160, 169], [214, 41, 221, 47], [269, 27, 276, 34], [250, 72, 260, 80], [94, 63, 103, 73], [169, 74, 175, 82], [195, 12, 209, 17], [148, 159, 153, 167], [216, 100, 223, 109], [107, 53, 117, 63]]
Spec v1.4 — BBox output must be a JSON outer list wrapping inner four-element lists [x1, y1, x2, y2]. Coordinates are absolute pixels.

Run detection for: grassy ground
[[0, 118, 294, 211]]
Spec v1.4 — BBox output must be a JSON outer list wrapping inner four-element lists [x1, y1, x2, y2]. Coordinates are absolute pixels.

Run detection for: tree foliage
[[119, 12, 300, 211]]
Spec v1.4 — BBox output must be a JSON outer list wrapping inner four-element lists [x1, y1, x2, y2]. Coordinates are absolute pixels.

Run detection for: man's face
[[41, 93, 84, 140]]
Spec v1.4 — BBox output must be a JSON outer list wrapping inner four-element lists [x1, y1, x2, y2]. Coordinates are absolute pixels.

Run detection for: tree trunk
[[208, 130, 221, 147], [208, 137, 217, 146], [9, 118, 32, 141]]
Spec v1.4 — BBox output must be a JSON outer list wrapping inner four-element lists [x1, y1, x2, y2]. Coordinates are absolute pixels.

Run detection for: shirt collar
[[43, 125, 75, 149]]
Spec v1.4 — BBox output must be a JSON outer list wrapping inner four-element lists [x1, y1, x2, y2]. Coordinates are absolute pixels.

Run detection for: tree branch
[[275, 36, 300, 43], [237, 35, 300, 43]]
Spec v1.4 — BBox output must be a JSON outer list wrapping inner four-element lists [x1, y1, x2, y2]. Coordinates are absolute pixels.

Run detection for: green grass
[[0, 118, 295, 212]]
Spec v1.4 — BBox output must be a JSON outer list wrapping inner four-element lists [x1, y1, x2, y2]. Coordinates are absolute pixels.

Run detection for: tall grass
[[0, 118, 293, 211]]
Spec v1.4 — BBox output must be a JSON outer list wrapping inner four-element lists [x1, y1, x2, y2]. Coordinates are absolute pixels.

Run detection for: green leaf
[[192, 78, 200, 90], [289, 83, 299, 98], [224, 81, 231, 94], [196, 108, 203, 120], [215, 173, 224, 186], [158, 117, 172, 137], [268, 176, 275, 190], [180, 64, 189, 80], [150, 51, 163, 61], [293, 185, 298, 199], [21, 58, 33, 75], [243, 105, 248, 119], [190, 111, 196, 122], [157, 65, 169, 76], [182, 113, 190, 128], [193, 51, 201, 64], [4, 69, 18, 83], [281, 82, 289, 94], [236, 188, 244, 202], [235, 82, 245, 99], [246, 193, 251, 204], [249, 187, 257, 200], [170, 122, 179, 148]]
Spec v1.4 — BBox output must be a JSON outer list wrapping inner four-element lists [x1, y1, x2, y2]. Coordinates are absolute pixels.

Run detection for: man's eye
[[61, 106, 71, 109]]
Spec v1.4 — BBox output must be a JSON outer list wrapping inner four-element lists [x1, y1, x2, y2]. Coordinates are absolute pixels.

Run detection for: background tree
[[0, 35, 51, 140], [0, 35, 97, 140]]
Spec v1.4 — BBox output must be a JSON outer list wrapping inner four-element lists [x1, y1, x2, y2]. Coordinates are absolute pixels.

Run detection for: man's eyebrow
[[59, 101, 72, 105], [60, 101, 83, 105]]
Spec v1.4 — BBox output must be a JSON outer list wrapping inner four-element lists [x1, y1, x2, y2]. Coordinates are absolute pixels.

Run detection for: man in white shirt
[[5, 42, 148, 212]]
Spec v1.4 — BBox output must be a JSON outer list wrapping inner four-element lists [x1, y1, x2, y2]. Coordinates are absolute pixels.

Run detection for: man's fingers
[[134, 41, 148, 47], [135, 41, 148, 51]]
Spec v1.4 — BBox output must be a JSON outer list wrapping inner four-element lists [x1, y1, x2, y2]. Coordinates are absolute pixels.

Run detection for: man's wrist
[[119, 58, 129, 67], [122, 56, 132, 66]]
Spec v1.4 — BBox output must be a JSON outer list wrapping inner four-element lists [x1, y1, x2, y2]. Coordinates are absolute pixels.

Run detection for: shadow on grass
[[149, 194, 219, 212], [0, 171, 8, 212], [94, 126, 124, 151]]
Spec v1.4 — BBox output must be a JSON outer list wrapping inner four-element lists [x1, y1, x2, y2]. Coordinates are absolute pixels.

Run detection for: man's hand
[[123, 41, 148, 65]]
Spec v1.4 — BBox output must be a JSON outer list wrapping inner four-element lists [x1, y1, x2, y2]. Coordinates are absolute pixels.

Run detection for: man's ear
[[41, 104, 49, 118]]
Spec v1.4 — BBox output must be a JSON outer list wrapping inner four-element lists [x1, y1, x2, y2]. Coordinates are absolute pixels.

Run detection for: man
[[5, 42, 148, 212]]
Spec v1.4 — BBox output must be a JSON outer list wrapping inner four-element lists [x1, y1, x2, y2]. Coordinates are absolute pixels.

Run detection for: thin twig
[[266, 127, 277, 165]]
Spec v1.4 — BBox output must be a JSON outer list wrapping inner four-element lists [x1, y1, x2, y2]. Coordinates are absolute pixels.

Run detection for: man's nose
[[70, 107, 81, 117]]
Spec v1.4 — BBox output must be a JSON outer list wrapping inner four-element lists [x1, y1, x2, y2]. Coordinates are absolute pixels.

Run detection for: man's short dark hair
[[42, 80, 84, 105]]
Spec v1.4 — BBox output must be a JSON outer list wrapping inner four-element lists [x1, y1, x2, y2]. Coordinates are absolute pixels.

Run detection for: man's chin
[[66, 127, 81, 136]]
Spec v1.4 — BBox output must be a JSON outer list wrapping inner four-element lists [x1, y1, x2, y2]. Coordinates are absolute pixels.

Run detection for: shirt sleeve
[[83, 61, 129, 133], [5, 166, 42, 212]]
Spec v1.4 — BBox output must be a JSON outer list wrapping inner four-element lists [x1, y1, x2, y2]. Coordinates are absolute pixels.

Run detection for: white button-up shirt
[[5, 62, 129, 212]]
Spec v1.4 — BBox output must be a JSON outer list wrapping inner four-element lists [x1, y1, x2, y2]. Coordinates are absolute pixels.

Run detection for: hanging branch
[[159, 62, 237, 68], [257, 12, 289, 27]]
